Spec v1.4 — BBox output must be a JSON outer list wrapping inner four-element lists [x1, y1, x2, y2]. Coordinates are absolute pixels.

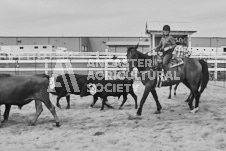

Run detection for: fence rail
[[0, 52, 225, 81]]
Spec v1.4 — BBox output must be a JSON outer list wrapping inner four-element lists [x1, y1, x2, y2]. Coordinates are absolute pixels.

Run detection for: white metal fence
[[0, 51, 226, 81]]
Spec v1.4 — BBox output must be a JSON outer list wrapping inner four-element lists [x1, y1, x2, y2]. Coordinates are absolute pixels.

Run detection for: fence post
[[45, 59, 48, 75], [97, 51, 100, 59], [105, 59, 108, 80], [214, 53, 218, 80], [0, 105, 1, 127]]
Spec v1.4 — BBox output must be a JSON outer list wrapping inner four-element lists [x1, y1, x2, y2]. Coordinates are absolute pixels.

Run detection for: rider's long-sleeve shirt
[[155, 35, 176, 54]]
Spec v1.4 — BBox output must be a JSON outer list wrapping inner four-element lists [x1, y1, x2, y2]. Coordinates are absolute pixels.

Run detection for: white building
[[145, 21, 197, 49]]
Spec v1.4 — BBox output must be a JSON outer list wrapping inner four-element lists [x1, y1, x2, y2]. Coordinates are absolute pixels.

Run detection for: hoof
[[127, 112, 142, 120], [136, 113, 141, 116], [56, 104, 61, 109], [107, 105, 114, 109], [2, 120, 8, 123], [66, 106, 70, 109], [190, 107, 199, 113], [189, 105, 194, 110], [56, 122, 61, 127], [168, 97, 171, 99], [136, 112, 141, 116], [29, 123, 35, 126], [154, 110, 161, 114], [119, 106, 122, 110]]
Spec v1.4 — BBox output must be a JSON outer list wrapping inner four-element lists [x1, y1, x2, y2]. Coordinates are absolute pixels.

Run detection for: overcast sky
[[0, 0, 225, 37]]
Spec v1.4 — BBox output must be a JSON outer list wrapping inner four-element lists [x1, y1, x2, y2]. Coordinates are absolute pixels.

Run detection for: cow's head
[[48, 77, 56, 92], [80, 83, 97, 97]]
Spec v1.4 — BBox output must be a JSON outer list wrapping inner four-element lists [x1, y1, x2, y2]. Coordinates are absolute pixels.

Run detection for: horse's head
[[126, 44, 139, 73]]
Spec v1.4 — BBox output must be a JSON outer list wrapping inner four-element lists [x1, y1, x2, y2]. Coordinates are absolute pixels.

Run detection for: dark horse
[[127, 44, 209, 116]]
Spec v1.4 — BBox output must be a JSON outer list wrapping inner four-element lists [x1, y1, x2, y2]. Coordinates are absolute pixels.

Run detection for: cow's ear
[[87, 83, 91, 88], [127, 45, 131, 52], [134, 43, 139, 50]]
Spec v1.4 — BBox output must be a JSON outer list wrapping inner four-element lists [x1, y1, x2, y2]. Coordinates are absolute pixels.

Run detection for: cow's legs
[[101, 97, 107, 110], [168, 85, 172, 99], [90, 95, 98, 108], [174, 83, 179, 96], [3, 104, 11, 122], [29, 100, 43, 126], [56, 90, 66, 109], [130, 90, 138, 109], [100, 97, 113, 110], [104, 98, 114, 109], [66, 95, 70, 109], [42, 98, 60, 127], [119, 94, 128, 109], [104, 99, 113, 108]]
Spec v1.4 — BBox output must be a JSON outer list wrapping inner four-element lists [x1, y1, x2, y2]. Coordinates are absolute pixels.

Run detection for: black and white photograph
[[0, 0, 226, 150]]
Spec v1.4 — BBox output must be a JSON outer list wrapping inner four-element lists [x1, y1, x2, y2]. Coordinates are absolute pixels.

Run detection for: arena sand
[[0, 81, 226, 151]]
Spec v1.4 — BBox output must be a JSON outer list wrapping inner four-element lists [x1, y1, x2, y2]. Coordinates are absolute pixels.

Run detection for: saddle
[[155, 54, 183, 70], [148, 45, 191, 88], [154, 45, 191, 69]]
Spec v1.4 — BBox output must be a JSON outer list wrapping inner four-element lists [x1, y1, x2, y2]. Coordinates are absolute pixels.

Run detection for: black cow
[[50, 73, 105, 109], [0, 74, 60, 127], [81, 77, 138, 110]]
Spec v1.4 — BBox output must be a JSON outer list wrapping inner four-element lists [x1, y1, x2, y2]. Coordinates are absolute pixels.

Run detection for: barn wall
[[16, 37, 49, 45], [0, 37, 226, 52], [88, 37, 108, 52], [0, 37, 17, 45], [49, 37, 80, 51]]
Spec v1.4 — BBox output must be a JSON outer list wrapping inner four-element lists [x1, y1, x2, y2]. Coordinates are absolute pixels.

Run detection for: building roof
[[146, 21, 197, 34], [106, 41, 150, 46]]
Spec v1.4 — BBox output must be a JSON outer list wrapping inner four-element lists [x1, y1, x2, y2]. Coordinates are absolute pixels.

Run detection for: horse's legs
[[66, 94, 70, 109], [29, 100, 43, 126], [185, 91, 192, 102], [119, 94, 127, 109], [194, 93, 201, 109], [150, 89, 162, 114], [168, 86, 172, 99], [189, 83, 201, 113], [182, 80, 193, 103], [3, 104, 11, 122], [137, 86, 150, 116], [190, 90, 201, 113], [130, 90, 138, 109], [188, 94, 195, 110]]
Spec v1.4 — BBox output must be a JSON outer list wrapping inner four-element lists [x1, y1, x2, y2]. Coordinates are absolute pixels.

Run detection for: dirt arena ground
[[0, 81, 226, 151]]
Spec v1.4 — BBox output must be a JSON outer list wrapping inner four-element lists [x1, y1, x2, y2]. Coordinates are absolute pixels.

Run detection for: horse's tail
[[198, 59, 209, 94]]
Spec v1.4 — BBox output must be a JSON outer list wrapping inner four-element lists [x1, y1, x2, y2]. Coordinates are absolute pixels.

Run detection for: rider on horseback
[[150, 25, 176, 82]]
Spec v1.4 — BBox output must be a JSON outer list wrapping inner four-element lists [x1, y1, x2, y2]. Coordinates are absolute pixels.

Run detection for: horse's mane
[[135, 50, 153, 59]]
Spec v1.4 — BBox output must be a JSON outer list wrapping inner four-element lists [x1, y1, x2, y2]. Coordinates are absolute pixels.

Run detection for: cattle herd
[[0, 73, 138, 127]]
